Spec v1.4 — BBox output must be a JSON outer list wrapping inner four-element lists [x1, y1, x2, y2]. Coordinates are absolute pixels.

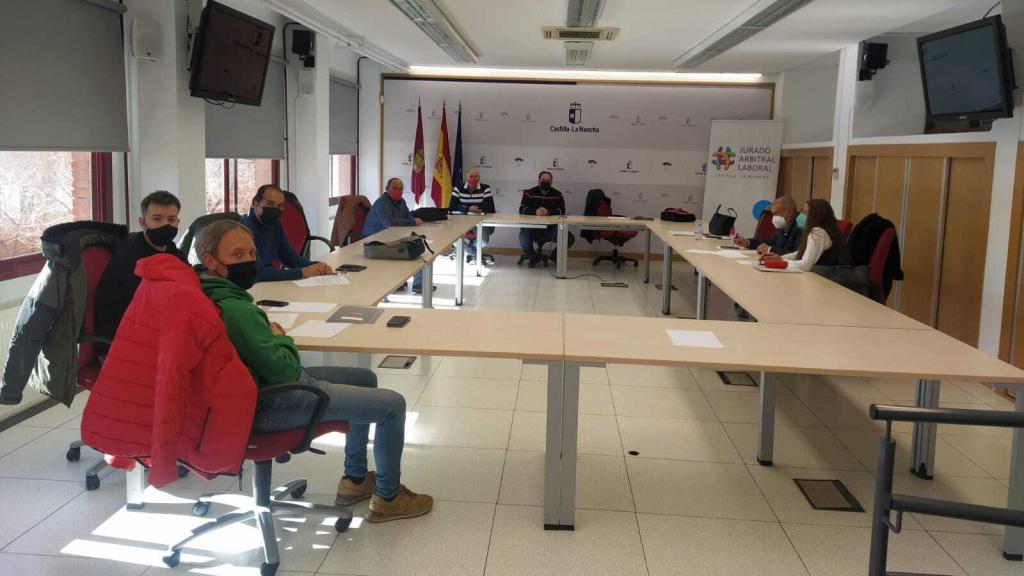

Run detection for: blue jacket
[[363, 194, 415, 237], [240, 212, 314, 282], [750, 220, 801, 255]]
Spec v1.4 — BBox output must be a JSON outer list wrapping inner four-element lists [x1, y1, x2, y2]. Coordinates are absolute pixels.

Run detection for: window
[[329, 154, 357, 204], [204, 158, 279, 214], [0, 151, 112, 280]]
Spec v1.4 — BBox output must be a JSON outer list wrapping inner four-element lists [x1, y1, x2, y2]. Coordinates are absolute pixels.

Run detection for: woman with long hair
[[777, 198, 851, 271]]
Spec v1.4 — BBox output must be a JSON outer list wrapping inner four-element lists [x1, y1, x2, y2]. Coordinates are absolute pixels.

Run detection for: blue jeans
[[252, 367, 406, 499]]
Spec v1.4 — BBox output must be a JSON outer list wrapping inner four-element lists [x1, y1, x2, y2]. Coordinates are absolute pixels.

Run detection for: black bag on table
[[363, 233, 431, 260], [660, 208, 696, 222], [411, 207, 448, 222], [707, 204, 738, 236]]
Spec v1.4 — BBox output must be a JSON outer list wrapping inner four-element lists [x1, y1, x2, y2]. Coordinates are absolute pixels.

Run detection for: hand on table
[[536, 207, 549, 216], [759, 252, 782, 262], [270, 322, 286, 336], [469, 205, 482, 213], [756, 244, 771, 256], [302, 262, 334, 278], [733, 236, 749, 248], [414, 217, 425, 226]]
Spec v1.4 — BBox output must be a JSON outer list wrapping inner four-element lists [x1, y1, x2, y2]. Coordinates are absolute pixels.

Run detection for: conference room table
[[475, 214, 653, 281]]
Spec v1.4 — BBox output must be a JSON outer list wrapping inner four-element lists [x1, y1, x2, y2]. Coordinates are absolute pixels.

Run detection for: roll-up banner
[[702, 119, 784, 237]]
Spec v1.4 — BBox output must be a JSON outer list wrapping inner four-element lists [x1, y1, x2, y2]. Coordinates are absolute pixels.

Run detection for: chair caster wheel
[[85, 475, 100, 491], [290, 484, 307, 499], [162, 550, 180, 568], [335, 516, 352, 532], [192, 501, 211, 517], [177, 464, 190, 478], [66, 447, 81, 462], [260, 561, 279, 576]]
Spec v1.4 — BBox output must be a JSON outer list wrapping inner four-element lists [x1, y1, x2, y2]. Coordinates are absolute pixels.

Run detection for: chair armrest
[[257, 382, 331, 453], [309, 235, 334, 252], [80, 333, 112, 345], [870, 404, 1024, 429]]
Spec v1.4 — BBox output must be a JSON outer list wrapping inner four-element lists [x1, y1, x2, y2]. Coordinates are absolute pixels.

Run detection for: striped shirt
[[450, 183, 496, 214]]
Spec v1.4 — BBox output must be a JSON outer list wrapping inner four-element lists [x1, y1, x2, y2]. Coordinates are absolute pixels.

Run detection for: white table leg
[[455, 237, 464, 306], [910, 379, 940, 478], [540, 360, 580, 530], [757, 371, 776, 465], [1004, 392, 1024, 560], [476, 222, 484, 277], [661, 242, 672, 315], [556, 223, 568, 278], [643, 228, 651, 283], [697, 270, 707, 320], [422, 261, 434, 309], [126, 464, 146, 510]]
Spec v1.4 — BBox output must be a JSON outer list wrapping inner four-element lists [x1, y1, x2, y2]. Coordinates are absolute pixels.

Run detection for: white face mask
[[771, 215, 787, 229]]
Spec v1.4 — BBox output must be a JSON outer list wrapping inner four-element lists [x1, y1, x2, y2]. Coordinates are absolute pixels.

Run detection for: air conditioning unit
[[565, 41, 593, 66], [542, 26, 618, 41]]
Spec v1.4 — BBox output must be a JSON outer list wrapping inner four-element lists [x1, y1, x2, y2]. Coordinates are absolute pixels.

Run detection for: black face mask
[[220, 260, 258, 290], [258, 206, 282, 225], [145, 225, 178, 247], [539, 182, 551, 191]]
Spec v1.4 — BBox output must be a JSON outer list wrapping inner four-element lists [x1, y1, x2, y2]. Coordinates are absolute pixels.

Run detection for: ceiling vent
[[390, 0, 479, 63], [674, 0, 814, 69], [565, 41, 593, 66], [567, 0, 605, 28], [543, 26, 618, 41]]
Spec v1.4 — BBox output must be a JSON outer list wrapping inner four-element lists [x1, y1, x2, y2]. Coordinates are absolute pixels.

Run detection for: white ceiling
[[292, 0, 995, 73]]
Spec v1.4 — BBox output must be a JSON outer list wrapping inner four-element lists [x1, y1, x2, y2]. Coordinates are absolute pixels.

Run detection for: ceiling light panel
[[390, 0, 479, 63], [675, 0, 815, 69], [567, 0, 604, 28]]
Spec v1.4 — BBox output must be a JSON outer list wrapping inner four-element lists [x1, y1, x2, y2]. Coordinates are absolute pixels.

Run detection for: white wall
[[852, 36, 927, 138], [778, 52, 839, 144], [358, 60, 383, 200]]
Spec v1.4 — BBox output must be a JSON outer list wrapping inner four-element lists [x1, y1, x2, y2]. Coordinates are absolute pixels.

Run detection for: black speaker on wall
[[859, 42, 889, 80], [291, 29, 315, 68]]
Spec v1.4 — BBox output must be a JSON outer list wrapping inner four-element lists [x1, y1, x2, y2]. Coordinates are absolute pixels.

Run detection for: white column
[[124, 0, 206, 231], [358, 60, 382, 199], [288, 53, 331, 246], [829, 44, 859, 215]]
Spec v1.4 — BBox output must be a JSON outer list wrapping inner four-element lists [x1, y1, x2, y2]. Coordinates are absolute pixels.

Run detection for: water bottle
[[695, 222, 704, 241]]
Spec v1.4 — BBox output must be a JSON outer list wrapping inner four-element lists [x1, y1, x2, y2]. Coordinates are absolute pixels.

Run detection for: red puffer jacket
[[81, 254, 256, 487]]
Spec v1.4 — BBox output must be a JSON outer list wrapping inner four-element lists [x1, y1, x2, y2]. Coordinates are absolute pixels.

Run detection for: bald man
[[734, 196, 801, 256], [449, 168, 495, 264]]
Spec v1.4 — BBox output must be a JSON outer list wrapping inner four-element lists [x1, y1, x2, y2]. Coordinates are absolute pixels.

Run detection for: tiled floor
[[0, 254, 1020, 576]]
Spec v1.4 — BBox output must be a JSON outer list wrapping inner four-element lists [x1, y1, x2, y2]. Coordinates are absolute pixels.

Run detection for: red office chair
[[868, 228, 897, 303], [838, 219, 853, 240], [281, 191, 333, 259], [163, 385, 354, 576], [753, 209, 775, 243]]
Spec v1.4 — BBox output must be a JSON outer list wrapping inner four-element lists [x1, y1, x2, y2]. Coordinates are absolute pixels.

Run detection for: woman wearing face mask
[[197, 220, 434, 523], [94, 190, 188, 354], [733, 196, 801, 256], [765, 198, 852, 272]]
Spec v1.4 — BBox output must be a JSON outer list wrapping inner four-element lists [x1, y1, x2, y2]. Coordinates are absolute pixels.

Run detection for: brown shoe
[[335, 471, 376, 506], [365, 485, 434, 523]]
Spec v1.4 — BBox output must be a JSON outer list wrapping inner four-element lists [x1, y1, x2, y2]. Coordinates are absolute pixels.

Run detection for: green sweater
[[200, 275, 302, 387]]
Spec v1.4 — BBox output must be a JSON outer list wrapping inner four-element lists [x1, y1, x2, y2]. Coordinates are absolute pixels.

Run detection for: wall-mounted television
[[188, 1, 275, 106], [917, 15, 1015, 123]]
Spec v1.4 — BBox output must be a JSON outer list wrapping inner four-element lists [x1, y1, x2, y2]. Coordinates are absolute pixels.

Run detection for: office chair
[[163, 390, 354, 576], [330, 195, 371, 247], [178, 212, 241, 265], [281, 191, 333, 259], [838, 219, 853, 240], [867, 227, 897, 304], [583, 189, 638, 269], [752, 209, 775, 243]]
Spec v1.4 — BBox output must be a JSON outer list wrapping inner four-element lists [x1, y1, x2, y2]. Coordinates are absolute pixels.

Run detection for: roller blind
[[329, 78, 358, 155], [0, 0, 129, 151], [205, 61, 286, 159]]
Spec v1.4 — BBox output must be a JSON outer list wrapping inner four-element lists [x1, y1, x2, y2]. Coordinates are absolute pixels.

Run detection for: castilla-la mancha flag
[[411, 102, 426, 203], [430, 103, 452, 208]]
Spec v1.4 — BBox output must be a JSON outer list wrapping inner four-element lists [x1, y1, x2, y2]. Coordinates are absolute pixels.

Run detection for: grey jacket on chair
[[1, 222, 127, 406]]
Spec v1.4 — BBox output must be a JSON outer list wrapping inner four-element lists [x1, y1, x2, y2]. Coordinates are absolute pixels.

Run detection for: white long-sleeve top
[[782, 227, 831, 271]]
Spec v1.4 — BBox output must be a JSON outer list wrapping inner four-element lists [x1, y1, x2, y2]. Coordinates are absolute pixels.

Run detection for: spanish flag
[[411, 101, 426, 203], [430, 103, 452, 208]]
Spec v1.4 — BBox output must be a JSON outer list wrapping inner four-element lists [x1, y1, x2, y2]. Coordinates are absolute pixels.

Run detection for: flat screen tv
[[188, 1, 275, 106], [917, 15, 1015, 122]]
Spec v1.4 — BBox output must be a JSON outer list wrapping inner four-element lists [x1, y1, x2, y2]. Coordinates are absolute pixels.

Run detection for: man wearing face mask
[[94, 190, 187, 354], [241, 184, 333, 283], [518, 171, 575, 268], [197, 220, 434, 523], [733, 196, 801, 256]]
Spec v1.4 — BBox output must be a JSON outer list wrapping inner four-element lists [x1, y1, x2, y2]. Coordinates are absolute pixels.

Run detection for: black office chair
[[582, 189, 638, 269], [178, 212, 241, 265]]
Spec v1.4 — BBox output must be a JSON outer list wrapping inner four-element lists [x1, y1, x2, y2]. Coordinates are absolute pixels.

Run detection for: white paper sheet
[[292, 275, 351, 288], [266, 313, 298, 329], [288, 321, 351, 339], [271, 302, 337, 313], [666, 329, 724, 349], [755, 264, 803, 273], [712, 249, 749, 259], [736, 260, 758, 267], [685, 249, 720, 255], [670, 231, 696, 236]]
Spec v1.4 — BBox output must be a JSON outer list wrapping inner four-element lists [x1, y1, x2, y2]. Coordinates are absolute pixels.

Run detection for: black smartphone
[[387, 315, 411, 328], [337, 264, 367, 272], [256, 300, 289, 307], [600, 282, 629, 288], [719, 245, 740, 250]]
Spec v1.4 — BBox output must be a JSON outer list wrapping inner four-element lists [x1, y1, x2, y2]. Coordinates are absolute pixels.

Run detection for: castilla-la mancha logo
[[569, 101, 582, 124], [711, 146, 736, 171]]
